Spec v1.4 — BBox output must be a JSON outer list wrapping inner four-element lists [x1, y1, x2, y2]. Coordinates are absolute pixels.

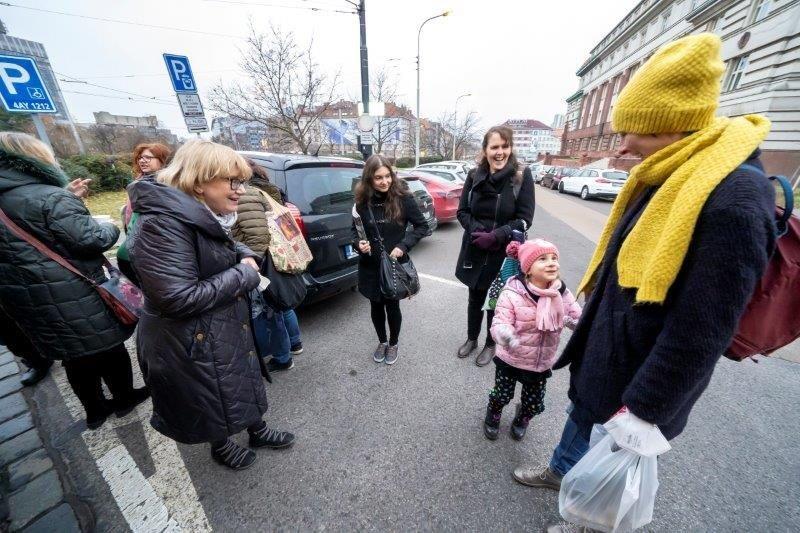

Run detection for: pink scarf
[[527, 278, 564, 332]]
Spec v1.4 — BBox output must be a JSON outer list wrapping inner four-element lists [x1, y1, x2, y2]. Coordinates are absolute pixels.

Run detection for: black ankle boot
[[114, 386, 151, 418], [483, 405, 501, 440], [211, 439, 256, 470], [510, 404, 532, 441], [86, 400, 114, 430]]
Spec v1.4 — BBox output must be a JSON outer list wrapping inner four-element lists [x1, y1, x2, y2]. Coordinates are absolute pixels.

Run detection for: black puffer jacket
[[351, 191, 429, 301], [0, 149, 131, 360], [455, 164, 535, 290], [128, 180, 266, 444]]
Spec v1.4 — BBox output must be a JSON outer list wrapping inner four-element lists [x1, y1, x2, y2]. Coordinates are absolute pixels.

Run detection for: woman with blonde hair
[[0, 132, 148, 430], [129, 139, 293, 470]]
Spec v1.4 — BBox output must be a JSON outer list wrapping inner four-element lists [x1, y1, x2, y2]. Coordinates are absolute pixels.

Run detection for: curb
[[0, 346, 83, 532]]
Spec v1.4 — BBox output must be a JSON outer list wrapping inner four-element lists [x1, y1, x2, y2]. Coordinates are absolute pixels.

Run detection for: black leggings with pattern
[[488, 364, 547, 419]]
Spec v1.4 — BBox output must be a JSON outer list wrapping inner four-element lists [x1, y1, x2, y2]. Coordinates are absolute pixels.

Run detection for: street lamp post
[[452, 92, 471, 160], [415, 10, 451, 167]]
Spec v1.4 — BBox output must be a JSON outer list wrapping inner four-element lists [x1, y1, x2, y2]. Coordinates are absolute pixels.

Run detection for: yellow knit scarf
[[577, 115, 771, 304]]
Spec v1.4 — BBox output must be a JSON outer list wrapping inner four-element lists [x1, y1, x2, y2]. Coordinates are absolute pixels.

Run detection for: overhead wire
[[200, 0, 356, 14], [0, 2, 245, 39], [55, 72, 176, 104]]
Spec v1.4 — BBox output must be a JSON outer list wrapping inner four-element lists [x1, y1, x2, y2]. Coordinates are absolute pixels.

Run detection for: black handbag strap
[[366, 202, 388, 254]]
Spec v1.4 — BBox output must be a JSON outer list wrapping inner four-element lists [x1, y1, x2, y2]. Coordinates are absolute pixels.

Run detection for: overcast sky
[[2, 0, 639, 137]]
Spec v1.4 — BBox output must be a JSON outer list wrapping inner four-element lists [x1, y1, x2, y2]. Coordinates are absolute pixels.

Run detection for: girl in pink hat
[[483, 239, 582, 441]]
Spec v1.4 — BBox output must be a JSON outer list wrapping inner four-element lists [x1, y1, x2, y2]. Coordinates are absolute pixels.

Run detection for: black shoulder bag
[[367, 202, 420, 300]]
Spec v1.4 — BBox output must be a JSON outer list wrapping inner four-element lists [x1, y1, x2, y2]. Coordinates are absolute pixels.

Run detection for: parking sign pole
[[31, 114, 53, 152]]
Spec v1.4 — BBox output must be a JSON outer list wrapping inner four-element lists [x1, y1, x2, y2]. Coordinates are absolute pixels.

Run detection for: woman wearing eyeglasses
[[128, 140, 294, 471], [117, 143, 172, 284]]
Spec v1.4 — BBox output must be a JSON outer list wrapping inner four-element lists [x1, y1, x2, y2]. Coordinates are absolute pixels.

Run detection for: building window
[[705, 17, 718, 32], [595, 84, 608, 126], [608, 75, 622, 115], [640, 29, 647, 46], [661, 9, 671, 32], [724, 55, 749, 91], [589, 137, 599, 151], [749, 0, 772, 23]]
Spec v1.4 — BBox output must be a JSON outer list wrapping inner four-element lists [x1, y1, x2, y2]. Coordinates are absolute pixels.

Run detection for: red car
[[398, 170, 462, 223]]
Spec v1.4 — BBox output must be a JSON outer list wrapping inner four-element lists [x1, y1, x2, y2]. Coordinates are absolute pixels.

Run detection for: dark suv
[[239, 151, 364, 305], [541, 166, 578, 190]]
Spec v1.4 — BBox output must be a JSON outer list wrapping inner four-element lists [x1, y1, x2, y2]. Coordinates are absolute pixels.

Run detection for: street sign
[[163, 54, 198, 93], [360, 131, 374, 145], [184, 116, 208, 133], [0, 55, 57, 113], [176, 93, 204, 117], [357, 113, 375, 132]]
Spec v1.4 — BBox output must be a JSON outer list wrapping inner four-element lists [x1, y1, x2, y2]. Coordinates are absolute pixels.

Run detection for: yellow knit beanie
[[612, 33, 725, 134]]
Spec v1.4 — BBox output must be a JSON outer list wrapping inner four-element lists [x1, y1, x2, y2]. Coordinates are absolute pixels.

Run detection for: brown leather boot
[[475, 344, 495, 367]]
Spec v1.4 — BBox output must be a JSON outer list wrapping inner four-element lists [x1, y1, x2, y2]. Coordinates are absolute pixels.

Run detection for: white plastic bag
[[558, 425, 660, 532]]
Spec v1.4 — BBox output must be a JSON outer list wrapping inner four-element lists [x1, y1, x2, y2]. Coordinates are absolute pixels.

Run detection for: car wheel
[[558, 182, 565, 194], [580, 186, 590, 200]]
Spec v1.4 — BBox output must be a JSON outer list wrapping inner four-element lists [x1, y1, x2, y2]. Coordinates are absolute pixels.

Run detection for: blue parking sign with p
[[163, 54, 198, 93], [0, 55, 56, 113]]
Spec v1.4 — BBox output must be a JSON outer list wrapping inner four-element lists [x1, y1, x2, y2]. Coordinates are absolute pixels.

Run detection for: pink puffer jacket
[[490, 277, 582, 372]]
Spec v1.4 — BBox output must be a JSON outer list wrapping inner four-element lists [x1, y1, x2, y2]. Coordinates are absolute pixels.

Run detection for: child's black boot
[[483, 405, 502, 440], [510, 404, 531, 440]]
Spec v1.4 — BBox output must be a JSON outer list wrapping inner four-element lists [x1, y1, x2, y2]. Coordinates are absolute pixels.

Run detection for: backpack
[[725, 164, 800, 361]]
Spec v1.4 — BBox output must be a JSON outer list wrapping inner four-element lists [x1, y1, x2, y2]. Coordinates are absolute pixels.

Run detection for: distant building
[[210, 117, 269, 152], [94, 111, 158, 129], [561, 0, 800, 176], [503, 119, 561, 160], [0, 20, 71, 122], [551, 114, 565, 129]]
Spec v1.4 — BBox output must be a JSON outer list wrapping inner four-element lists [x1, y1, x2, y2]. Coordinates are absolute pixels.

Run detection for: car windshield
[[403, 179, 427, 194], [286, 165, 363, 216], [565, 168, 579, 176], [604, 171, 628, 180], [419, 170, 457, 182]]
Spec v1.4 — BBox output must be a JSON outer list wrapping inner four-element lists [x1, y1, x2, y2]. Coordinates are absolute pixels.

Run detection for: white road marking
[[51, 355, 212, 532], [418, 272, 466, 289]]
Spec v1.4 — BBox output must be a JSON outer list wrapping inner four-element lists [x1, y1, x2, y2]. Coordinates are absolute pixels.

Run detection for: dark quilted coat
[[128, 180, 266, 444], [231, 183, 282, 256], [455, 164, 535, 290], [0, 149, 132, 360]]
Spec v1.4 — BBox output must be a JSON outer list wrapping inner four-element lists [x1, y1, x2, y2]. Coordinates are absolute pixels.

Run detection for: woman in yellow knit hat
[[512, 32, 777, 529]]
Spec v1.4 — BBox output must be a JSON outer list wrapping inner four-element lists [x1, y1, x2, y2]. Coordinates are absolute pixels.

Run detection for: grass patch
[[84, 190, 128, 225]]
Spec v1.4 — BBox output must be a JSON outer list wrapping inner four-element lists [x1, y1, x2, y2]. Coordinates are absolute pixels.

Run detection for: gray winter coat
[[0, 148, 131, 360], [128, 179, 266, 444]]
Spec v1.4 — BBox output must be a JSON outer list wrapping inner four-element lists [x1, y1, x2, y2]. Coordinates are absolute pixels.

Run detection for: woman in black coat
[[129, 140, 294, 471], [0, 132, 148, 430], [455, 126, 535, 367], [352, 154, 429, 365]]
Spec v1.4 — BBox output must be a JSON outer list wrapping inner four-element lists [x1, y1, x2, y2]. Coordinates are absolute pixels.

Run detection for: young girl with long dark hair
[[352, 154, 429, 365]]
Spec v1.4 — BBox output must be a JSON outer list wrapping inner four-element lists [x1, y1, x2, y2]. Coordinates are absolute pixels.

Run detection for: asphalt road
[[31, 187, 800, 532]]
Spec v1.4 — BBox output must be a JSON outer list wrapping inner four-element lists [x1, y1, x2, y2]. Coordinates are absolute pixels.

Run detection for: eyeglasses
[[137, 155, 155, 162], [227, 178, 246, 191]]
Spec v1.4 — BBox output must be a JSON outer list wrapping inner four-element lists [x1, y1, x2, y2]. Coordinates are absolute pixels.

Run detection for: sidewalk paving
[[0, 346, 82, 532]]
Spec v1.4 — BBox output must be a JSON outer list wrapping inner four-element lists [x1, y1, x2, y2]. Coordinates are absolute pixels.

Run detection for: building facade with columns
[[562, 0, 800, 177]]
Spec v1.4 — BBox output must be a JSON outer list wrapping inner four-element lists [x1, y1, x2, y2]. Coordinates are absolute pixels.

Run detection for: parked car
[[399, 170, 462, 223], [531, 164, 555, 183], [239, 151, 364, 304], [559, 167, 629, 200], [541, 166, 579, 190], [529, 163, 543, 183], [400, 174, 437, 232], [410, 166, 466, 185], [415, 162, 469, 182]]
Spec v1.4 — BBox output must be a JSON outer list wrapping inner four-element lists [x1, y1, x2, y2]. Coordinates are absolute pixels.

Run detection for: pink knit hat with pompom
[[506, 239, 559, 274]]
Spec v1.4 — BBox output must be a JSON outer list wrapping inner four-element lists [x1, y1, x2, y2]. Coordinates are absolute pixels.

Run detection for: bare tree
[[448, 110, 481, 159], [210, 24, 339, 154], [88, 124, 119, 154], [370, 69, 405, 155]]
